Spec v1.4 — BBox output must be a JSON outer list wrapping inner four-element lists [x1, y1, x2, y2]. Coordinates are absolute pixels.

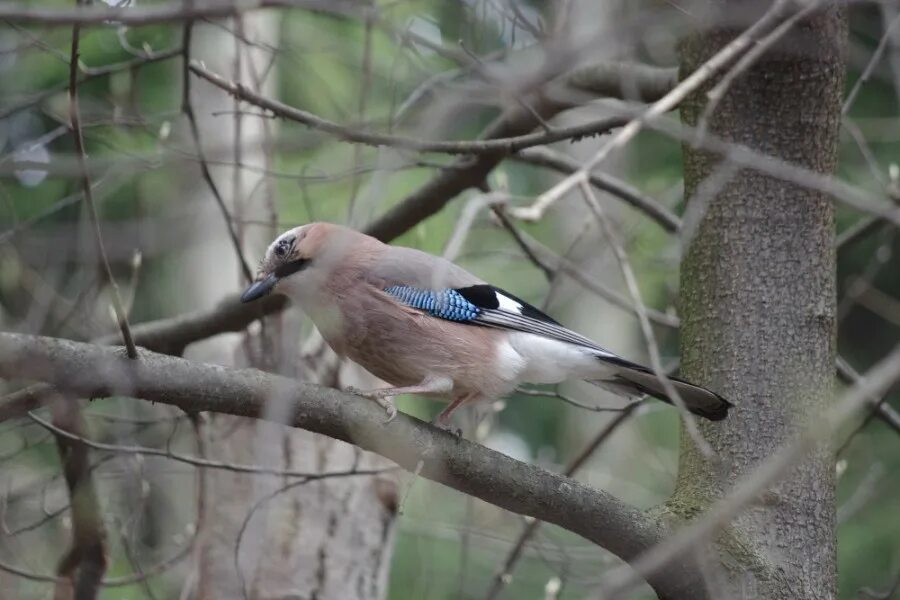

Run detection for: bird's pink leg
[[347, 375, 453, 423], [433, 392, 479, 429]]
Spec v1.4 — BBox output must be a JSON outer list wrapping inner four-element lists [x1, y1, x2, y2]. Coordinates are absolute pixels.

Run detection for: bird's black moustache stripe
[[274, 258, 309, 279]]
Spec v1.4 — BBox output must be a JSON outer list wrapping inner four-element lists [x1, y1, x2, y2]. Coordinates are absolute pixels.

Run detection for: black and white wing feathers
[[453, 285, 618, 358]]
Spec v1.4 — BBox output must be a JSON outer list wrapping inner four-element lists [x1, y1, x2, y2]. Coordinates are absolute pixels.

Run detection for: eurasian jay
[[240, 222, 731, 425]]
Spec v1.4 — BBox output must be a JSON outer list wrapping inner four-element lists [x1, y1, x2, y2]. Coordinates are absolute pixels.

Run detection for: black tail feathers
[[589, 362, 732, 421]]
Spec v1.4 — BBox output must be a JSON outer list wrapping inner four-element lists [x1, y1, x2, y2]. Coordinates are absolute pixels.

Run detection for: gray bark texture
[[674, 3, 846, 599], [196, 415, 398, 600]]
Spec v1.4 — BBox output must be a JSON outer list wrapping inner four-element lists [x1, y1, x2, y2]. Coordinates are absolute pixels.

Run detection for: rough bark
[[674, 3, 846, 599]]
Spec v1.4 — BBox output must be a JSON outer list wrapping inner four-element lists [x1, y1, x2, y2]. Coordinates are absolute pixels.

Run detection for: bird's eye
[[273, 237, 293, 258]]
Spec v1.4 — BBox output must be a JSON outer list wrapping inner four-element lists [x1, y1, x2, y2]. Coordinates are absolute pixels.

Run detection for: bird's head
[[240, 222, 346, 303]]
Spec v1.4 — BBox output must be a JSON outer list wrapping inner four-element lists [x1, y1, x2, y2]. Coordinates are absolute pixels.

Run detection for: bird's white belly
[[499, 332, 608, 385]]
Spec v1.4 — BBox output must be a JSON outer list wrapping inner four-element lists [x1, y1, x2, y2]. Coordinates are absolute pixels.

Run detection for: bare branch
[[0, 332, 711, 600], [644, 115, 900, 227], [68, 13, 137, 359], [0, 293, 286, 424], [29, 410, 399, 479], [511, 0, 795, 221], [697, 0, 825, 139], [512, 147, 681, 233], [182, 24, 255, 284], [500, 227, 680, 328], [189, 62, 628, 156], [356, 58, 678, 242], [565, 62, 677, 102], [491, 206, 556, 281], [579, 181, 713, 457], [0, 46, 181, 120], [836, 215, 890, 251], [843, 10, 900, 115], [836, 356, 900, 438], [50, 395, 107, 600], [0, 0, 359, 26], [484, 402, 640, 600]]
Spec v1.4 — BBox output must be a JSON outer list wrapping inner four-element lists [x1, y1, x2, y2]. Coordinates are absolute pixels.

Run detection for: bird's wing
[[368, 245, 618, 357], [368, 246, 485, 290], [378, 276, 619, 360]]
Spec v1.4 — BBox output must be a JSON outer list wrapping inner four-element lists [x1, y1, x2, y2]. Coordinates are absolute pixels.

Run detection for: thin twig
[[0, 46, 181, 120], [181, 23, 254, 283], [836, 215, 888, 251], [68, 12, 137, 358], [645, 113, 900, 227], [28, 410, 399, 478], [595, 344, 900, 600], [347, 3, 375, 221], [514, 387, 638, 414], [843, 10, 900, 115], [512, 147, 681, 233], [484, 402, 641, 600], [578, 180, 714, 458], [189, 61, 629, 156], [508, 227, 680, 328], [696, 0, 823, 139], [857, 569, 900, 600], [0, 0, 359, 26], [491, 206, 555, 281], [510, 0, 793, 221], [50, 394, 107, 600], [835, 356, 900, 452]]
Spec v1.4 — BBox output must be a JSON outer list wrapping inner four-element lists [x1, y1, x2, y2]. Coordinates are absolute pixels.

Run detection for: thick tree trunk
[[674, 4, 846, 599]]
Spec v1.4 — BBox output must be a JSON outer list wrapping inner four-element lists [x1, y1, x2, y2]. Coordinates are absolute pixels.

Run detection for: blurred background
[[0, 1, 898, 598]]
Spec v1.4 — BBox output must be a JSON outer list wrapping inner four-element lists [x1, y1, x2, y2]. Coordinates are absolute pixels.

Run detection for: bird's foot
[[346, 386, 397, 423], [430, 417, 462, 438], [377, 397, 398, 423]]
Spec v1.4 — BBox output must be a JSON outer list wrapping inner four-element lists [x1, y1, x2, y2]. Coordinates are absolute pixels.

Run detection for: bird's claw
[[431, 419, 462, 438], [344, 387, 397, 423], [377, 397, 397, 423]]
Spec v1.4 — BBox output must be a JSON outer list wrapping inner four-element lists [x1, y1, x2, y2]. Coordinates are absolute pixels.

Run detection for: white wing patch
[[494, 291, 524, 314]]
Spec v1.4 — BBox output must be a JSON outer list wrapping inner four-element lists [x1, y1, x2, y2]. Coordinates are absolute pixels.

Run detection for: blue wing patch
[[384, 286, 480, 322]]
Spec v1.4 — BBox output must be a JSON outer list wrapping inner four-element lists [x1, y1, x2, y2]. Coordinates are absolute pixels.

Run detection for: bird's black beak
[[240, 273, 277, 303]]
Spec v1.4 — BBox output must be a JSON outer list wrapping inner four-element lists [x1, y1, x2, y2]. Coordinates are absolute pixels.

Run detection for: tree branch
[[0, 293, 286, 423], [0, 46, 181, 120], [189, 62, 628, 156], [485, 403, 640, 600], [0, 332, 709, 600], [565, 61, 677, 102], [836, 356, 900, 437], [512, 0, 795, 222], [50, 395, 107, 600], [0, 0, 358, 26], [513, 147, 681, 233], [362, 56, 679, 242], [68, 10, 137, 358]]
